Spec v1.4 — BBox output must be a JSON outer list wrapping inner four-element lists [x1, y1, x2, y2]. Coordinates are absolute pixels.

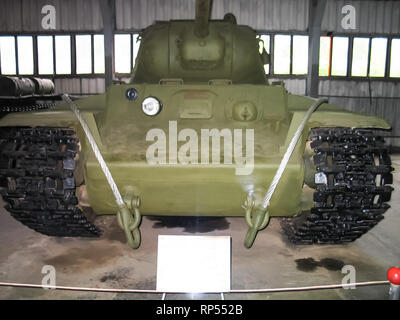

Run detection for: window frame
[[93, 34, 105, 74], [113, 31, 142, 77], [114, 32, 133, 76], [0, 31, 141, 79], [0, 35, 17, 75], [0, 30, 398, 82], [54, 34, 72, 75], [272, 34, 292, 75], [75, 34, 93, 75], [389, 38, 400, 78], [350, 36, 370, 77], [256, 30, 400, 82], [37, 34, 55, 75], [330, 36, 349, 77], [16, 35, 35, 75]]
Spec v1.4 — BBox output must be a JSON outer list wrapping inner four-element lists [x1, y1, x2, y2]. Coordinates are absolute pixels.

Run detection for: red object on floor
[[387, 267, 400, 285]]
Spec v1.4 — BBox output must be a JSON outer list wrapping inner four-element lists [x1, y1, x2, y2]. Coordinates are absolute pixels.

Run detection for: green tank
[[0, 0, 394, 249]]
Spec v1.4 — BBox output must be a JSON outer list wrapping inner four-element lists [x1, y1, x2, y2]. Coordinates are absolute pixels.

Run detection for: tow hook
[[117, 191, 142, 249], [242, 192, 270, 248]]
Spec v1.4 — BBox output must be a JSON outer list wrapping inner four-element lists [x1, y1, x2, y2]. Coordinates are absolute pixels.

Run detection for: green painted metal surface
[[0, 1, 391, 224]]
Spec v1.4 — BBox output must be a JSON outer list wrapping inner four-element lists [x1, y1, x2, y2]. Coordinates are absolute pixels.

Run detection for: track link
[[0, 95, 61, 113], [281, 127, 394, 244], [0, 127, 101, 237]]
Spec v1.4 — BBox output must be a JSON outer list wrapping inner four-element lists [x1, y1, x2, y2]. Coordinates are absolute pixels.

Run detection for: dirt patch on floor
[[43, 244, 123, 272]]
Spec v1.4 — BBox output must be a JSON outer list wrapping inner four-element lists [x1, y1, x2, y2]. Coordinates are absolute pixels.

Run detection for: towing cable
[[62, 94, 142, 249], [244, 97, 328, 248]]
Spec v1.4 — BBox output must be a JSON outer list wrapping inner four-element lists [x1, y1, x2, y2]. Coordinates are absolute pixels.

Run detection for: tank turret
[[131, 0, 267, 84]]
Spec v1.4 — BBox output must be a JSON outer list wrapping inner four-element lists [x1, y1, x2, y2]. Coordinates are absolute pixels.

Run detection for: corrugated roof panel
[[21, 0, 38, 32], [2, 0, 399, 34], [0, 0, 21, 32], [322, 0, 400, 34], [115, 0, 309, 31], [319, 80, 400, 98], [0, 0, 102, 32], [271, 78, 306, 95], [318, 79, 400, 146], [54, 78, 105, 95], [54, 78, 81, 94]]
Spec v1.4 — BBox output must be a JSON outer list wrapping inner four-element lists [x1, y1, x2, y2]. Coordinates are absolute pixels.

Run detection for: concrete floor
[[0, 155, 399, 300]]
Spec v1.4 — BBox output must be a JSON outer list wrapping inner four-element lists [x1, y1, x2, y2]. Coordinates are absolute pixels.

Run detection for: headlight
[[142, 96, 162, 116]]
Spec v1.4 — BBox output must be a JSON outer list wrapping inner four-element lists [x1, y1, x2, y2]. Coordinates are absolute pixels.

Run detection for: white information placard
[[156, 235, 231, 293]]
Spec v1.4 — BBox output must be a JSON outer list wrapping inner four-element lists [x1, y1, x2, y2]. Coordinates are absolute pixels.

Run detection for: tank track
[[281, 127, 394, 244], [0, 95, 62, 113], [0, 126, 101, 237]]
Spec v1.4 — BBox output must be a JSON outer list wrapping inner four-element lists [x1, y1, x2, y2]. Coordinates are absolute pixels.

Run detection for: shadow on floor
[[146, 216, 230, 233]]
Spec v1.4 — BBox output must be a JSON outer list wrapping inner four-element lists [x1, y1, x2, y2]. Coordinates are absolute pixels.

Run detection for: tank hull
[[84, 157, 306, 217], [0, 82, 391, 219], [78, 83, 300, 217]]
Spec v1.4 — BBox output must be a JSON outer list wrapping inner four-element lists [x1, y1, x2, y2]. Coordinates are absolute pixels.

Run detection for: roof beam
[[100, 0, 116, 89]]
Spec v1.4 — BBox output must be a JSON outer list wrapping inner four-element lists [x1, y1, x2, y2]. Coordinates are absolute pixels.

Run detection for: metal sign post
[[387, 267, 400, 300]]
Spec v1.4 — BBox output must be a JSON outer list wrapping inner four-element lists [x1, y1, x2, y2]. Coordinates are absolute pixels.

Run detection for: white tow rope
[[262, 97, 328, 209], [62, 94, 125, 207]]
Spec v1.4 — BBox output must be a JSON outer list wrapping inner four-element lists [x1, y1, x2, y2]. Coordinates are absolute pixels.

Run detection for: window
[[94, 34, 105, 74], [17, 36, 34, 75], [0, 36, 16, 75], [274, 35, 291, 74], [258, 35, 270, 74], [292, 35, 308, 75], [115, 34, 131, 73], [37, 35, 54, 74], [369, 38, 387, 77], [319, 36, 331, 76], [55, 35, 71, 74], [132, 33, 141, 69], [1, 32, 398, 81], [390, 38, 400, 78], [331, 37, 349, 76], [76, 35, 92, 74], [351, 37, 369, 77]]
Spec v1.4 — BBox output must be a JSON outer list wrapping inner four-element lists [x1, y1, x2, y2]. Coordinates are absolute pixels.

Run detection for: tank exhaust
[[194, 0, 211, 38]]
